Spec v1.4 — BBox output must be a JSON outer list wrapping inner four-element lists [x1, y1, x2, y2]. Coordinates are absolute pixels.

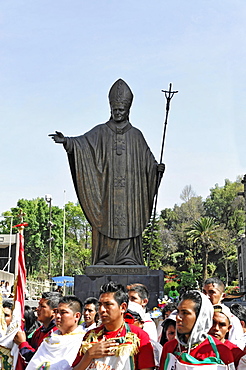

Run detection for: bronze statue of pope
[[50, 79, 164, 265]]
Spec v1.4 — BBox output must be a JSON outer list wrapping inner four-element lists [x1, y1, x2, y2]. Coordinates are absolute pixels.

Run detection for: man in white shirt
[[80, 297, 98, 333], [203, 277, 244, 349], [127, 283, 158, 341], [26, 295, 84, 370]]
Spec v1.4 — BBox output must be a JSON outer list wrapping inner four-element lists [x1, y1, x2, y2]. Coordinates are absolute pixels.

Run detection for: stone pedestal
[[74, 266, 164, 308]]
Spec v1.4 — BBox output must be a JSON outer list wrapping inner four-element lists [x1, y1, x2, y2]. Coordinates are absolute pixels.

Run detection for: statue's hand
[[158, 163, 165, 174], [48, 131, 65, 144]]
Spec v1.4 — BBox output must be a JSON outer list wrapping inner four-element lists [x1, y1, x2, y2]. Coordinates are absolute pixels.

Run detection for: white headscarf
[[177, 290, 213, 354]]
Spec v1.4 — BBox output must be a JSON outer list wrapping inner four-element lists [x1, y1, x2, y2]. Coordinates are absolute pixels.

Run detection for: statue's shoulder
[[130, 125, 142, 133], [85, 122, 109, 135], [128, 124, 146, 138]]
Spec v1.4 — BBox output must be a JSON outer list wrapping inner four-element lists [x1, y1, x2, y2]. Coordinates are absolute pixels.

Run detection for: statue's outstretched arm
[[48, 131, 66, 144]]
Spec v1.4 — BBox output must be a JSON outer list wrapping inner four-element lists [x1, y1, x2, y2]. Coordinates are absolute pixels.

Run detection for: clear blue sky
[[1, 1, 245, 215]]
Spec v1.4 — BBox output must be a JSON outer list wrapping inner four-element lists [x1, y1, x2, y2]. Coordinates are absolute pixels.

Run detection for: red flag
[[0, 231, 27, 370], [14, 232, 26, 330]]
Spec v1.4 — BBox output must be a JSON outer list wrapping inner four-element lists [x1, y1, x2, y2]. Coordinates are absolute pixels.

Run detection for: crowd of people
[[0, 277, 246, 369], [0, 280, 12, 299]]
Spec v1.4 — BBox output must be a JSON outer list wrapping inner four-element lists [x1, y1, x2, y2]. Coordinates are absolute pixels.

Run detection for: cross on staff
[[147, 83, 178, 267], [17, 210, 26, 224], [13, 210, 28, 234]]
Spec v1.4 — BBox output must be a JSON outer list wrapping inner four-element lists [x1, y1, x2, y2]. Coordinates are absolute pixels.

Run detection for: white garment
[[0, 300, 22, 369], [85, 351, 132, 370], [80, 321, 97, 333], [150, 339, 163, 367], [224, 307, 244, 350], [0, 322, 19, 370], [1, 286, 10, 298], [26, 326, 84, 370], [156, 318, 164, 342], [238, 354, 246, 370], [143, 312, 158, 342], [164, 352, 231, 370], [242, 332, 246, 348]]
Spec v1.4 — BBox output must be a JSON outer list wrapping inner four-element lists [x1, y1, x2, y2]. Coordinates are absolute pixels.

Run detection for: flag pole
[[147, 84, 178, 267], [13, 210, 28, 330]]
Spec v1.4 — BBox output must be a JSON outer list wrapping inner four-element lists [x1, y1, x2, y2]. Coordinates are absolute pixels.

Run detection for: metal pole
[[45, 194, 53, 280], [7, 216, 13, 273], [147, 83, 178, 267], [62, 190, 66, 276]]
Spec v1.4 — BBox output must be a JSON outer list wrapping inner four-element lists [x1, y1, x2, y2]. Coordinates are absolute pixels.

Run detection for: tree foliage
[[186, 217, 221, 281], [142, 217, 163, 269], [0, 199, 91, 278], [159, 178, 244, 287]]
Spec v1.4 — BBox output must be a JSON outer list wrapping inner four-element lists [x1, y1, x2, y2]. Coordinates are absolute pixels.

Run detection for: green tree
[[204, 177, 244, 237], [160, 188, 204, 273], [0, 199, 92, 278], [142, 217, 163, 269], [0, 198, 63, 277], [186, 217, 221, 282], [65, 202, 91, 248], [64, 202, 92, 274]]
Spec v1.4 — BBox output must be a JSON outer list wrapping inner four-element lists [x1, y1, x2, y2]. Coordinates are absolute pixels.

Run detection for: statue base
[[74, 266, 164, 308], [85, 265, 148, 276]]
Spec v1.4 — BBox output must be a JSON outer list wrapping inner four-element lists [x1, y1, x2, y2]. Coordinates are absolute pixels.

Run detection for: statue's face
[[111, 103, 128, 122]]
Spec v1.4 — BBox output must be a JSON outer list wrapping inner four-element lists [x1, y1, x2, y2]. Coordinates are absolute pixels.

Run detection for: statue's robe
[[64, 120, 158, 265]]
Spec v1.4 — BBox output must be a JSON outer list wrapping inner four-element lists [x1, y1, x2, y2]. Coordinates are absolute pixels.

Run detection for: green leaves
[[0, 199, 91, 278], [159, 177, 244, 286]]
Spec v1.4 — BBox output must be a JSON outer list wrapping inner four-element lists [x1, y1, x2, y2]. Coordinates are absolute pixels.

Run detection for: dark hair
[[162, 318, 176, 332], [100, 281, 129, 306], [127, 283, 149, 300], [24, 305, 40, 337], [124, 309, 143, 323], [230, 303, 246, 324], [42, 292, 62, 309], [203, 277, 225, 292], [84, 297, 99, 311], [3, 300, 13, 311], [58, 295, 83, 315], [162, 303, 177, 319], [160, 318, 176, 346], [181, 290, 202, 317]]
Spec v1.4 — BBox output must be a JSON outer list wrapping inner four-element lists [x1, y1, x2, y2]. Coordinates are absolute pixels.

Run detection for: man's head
[[56, 295, 82, 335], [108, 79, 133, 123], [36, 292, 62, 327], [124, 301, 145, 329], [162, 302, 177, 320], [208, 304, 232, 342], [83, 297, 99, 328], [3, 301, 13, 326], [202, 277, 225, 305], [176, 290, 202, 342], [230, 303, 246, 332], [99, 281, 128, 330], [127, 283, 149, 308]]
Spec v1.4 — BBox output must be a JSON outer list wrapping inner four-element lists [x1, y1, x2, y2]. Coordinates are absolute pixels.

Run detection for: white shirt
[[143, 312, 158, 342], [80, 321, 97, 333]]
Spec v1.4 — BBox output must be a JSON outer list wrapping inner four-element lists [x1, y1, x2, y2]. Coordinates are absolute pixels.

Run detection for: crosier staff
[[147, 83, 178, 267]]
